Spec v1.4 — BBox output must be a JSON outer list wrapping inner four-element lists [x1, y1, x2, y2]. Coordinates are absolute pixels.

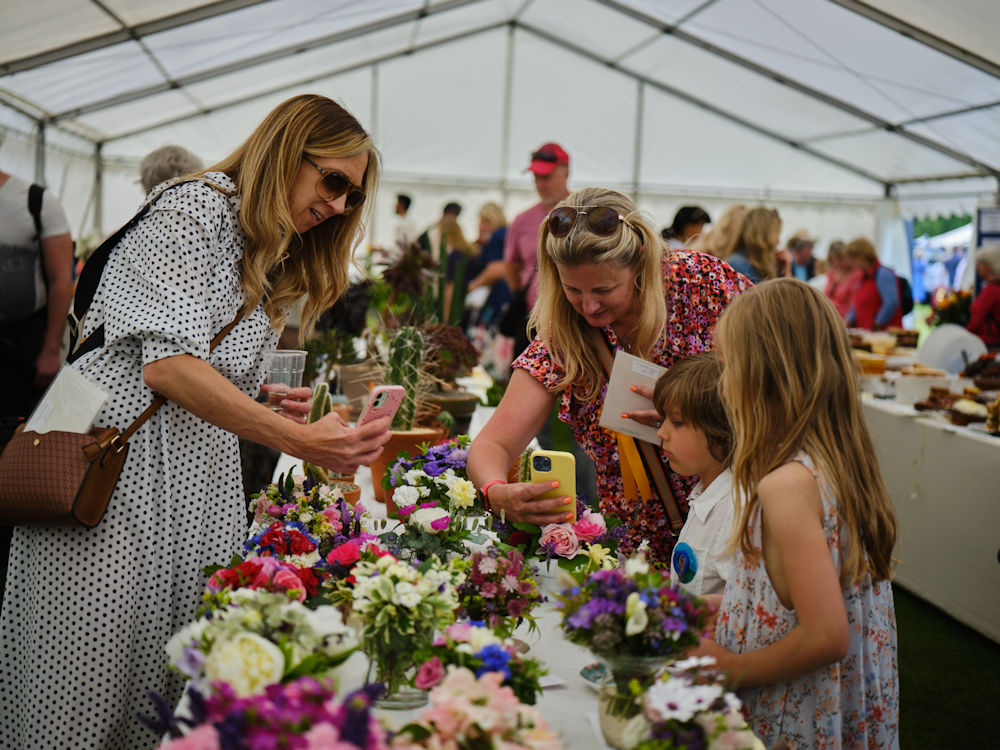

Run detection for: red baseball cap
[[527, 143, 570, 175]]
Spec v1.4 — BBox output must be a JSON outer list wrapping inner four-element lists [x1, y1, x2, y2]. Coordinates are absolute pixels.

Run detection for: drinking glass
[[262, 350, 307, 410]]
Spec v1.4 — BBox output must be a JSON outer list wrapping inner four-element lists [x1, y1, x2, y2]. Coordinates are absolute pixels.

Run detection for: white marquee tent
[[3, 0, 1000, 276]]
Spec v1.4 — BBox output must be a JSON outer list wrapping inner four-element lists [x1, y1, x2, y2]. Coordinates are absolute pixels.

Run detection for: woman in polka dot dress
[[468, 188, 751, 566], [0, 95, 392, 749]]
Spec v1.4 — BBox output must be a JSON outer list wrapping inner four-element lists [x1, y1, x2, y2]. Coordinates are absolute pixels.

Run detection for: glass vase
[[364, 636, 430, 710], [596, 654, 671, 750]]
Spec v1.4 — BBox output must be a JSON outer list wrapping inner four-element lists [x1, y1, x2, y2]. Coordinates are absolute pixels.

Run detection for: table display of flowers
[[390, 667, 563, 750], [412, 620, 547, 705]]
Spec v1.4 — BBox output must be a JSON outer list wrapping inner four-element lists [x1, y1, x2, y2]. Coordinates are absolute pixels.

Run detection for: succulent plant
[[385, 325, 424, 431]]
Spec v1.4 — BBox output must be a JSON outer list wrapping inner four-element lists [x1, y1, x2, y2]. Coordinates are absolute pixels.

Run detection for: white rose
[[203, 632, 284, 697], [410, 506, 451, 533]]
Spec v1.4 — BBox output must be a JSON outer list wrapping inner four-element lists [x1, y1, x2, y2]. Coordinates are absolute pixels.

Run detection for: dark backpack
[[897, 275, 914, 316]]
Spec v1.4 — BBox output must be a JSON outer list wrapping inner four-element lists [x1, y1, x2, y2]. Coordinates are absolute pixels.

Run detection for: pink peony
[[539, 523, 580, 558], [572, 509, 607, 543], [271, 569, 307, 601], [414, 657, 446, 690]]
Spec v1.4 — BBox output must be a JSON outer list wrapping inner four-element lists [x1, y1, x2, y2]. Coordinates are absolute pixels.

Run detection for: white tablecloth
[[862, 397, 1000, 643]]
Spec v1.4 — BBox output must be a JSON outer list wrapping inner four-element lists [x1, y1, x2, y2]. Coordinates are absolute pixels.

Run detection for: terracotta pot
[[330, 480, 362, 507], [368, 427, 447, 510]]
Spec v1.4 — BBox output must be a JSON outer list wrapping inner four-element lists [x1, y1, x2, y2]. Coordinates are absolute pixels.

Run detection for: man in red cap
[[502, 142, 570, 356]]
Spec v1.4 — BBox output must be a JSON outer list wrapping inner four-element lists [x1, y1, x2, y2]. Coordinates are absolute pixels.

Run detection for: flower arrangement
[[927, 287, 973, 326], [350, 554, 465, 698], [153, 678, 389, 750], [166, 589, 357, 697], [247, 473, 349, 556], [556, 553, 710, 661], [390, 667, 563, 750], [411, 621, 547, 705], [622, 657, 764, 750], [321, 537, 396, 609], [453, 547, 544, 637], [502, 504, 622, 576]]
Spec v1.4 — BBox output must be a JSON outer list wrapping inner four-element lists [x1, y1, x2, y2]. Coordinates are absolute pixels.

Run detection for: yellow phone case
[[529, 449, 577, 518]]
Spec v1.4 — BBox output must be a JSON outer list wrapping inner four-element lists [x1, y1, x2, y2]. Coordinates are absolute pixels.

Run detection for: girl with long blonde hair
[[695, 278, 899, 748]]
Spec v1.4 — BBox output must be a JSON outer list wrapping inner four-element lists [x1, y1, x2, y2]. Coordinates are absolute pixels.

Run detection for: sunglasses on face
[[303, 156, 366, 213], [546, 205, 634, 238]]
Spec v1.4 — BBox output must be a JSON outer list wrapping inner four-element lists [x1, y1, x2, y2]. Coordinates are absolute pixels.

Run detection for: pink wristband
[[479, 480, 507, 514]]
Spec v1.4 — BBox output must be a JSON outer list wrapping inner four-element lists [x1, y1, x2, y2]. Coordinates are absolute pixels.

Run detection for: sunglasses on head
[[303, 156, 366, 213], [546, 205, 634, 238]]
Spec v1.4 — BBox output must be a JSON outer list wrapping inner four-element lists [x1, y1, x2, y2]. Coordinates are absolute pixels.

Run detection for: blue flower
[[475, 644, 512, 680]]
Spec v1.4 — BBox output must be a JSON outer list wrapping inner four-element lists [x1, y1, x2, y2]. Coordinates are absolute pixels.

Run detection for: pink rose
[[161, 725, 220, 750], [539, 522, 580, 558], [572, 509, 607, 543], [414, 657, 445, 690], [271, 569, 307, 601]]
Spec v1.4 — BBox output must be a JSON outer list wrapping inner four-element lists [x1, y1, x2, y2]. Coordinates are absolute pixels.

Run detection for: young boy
[[653, 351, 741, 596]]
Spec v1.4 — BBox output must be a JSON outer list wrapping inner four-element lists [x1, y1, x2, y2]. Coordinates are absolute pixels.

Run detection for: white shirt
[[669, 468, 740, 596]]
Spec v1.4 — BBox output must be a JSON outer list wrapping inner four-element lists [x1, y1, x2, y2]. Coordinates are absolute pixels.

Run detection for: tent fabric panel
[[612, 0, 710, 26], [411, 0, 515, 45], [106, 0, 239, 27], [811, 129, 979, 182], [908, 107, 1000, 174], [504, 31, 639, 186], [519, 0, 656, 62], [637, 86, 882, 198], [858, 0, 1000, 69], [621, 34, 870, 141], [142, 0, 415, 79], [376, 30, 508, 181], [2, 41, 165, 118], [75, 90, 204, 142], [0, 1, 118, 64], [691, 0, 1000, 123]]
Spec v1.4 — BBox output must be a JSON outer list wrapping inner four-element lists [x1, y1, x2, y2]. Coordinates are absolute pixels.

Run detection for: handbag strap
[[589, 328, 684, 532], [120, 314, 244, 444]]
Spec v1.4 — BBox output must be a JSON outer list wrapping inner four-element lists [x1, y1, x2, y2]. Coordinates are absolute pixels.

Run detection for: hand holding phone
[[356, 385, 405, 428], [529, 449, 577, 519]]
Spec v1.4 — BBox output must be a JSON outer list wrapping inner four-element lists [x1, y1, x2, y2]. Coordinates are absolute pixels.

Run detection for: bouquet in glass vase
[[411, 620, 547, 705], [165, 589, 357, 698], [556, 551, 711, 749], [390, 667, 562, 750], [452, 547, 545, 638], [622, 657, 764, 750], [247, 472, 350, 557], [350, 554, 465, 708]]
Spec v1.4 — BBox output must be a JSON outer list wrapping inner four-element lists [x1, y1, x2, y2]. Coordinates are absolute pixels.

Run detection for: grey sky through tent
[[1, 0, 998, 258]]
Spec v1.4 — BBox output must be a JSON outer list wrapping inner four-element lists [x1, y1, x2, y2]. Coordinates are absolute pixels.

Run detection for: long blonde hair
[[694, 203, 746, 258], [735, 207, 781, 280], [529, 187, 666, 401], [204, 93, 381, 339], [715, 279, 896, 584]]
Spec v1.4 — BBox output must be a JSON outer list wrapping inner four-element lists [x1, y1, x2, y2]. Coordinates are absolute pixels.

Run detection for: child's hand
[[701, 593, 723, 635], [623, 384, 661, 428]]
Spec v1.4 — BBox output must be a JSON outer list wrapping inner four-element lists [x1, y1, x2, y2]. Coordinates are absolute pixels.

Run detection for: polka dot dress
[[0, 173, 277, 749]]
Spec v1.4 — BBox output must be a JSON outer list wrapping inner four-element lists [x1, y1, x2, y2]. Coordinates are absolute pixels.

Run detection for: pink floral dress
[[514, 251, 751, 565], [715, 452, 899, 749]]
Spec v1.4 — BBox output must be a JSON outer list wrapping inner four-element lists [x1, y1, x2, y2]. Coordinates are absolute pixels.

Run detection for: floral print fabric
[[715, 452, 900, 749], [514, 251, 751, 565]]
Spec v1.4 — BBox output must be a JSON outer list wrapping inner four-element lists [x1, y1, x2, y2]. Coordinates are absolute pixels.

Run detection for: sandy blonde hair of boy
[[530, 187, 667, 401], [715, 278, 897, 584], [204, 94, 380, 339], [652, 351, 732, 463]]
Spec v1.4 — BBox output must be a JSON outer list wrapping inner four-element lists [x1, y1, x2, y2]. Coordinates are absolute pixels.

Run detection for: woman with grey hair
[[967, 244, 1000, 348], [138, 144, 203, 193]]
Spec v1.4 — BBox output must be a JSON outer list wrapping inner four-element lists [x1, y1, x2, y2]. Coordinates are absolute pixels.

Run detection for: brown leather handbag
[[0, 317, 241, 529]]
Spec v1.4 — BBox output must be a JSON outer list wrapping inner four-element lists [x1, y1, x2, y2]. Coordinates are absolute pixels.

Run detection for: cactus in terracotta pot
[[385, 325, 424, 431]]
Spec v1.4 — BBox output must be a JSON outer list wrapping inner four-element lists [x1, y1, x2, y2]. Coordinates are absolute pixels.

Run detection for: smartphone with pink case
[[356, 385, 405, 427]]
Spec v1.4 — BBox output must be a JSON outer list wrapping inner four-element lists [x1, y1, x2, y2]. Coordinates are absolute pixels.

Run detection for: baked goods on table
[[855, 351, 887, 375], [949, 398, 989, 426], [986, 395, 1000, 434], [887, 328, 919, 348], [961, 353, 1000, 391], [899, 363, 947, 377]]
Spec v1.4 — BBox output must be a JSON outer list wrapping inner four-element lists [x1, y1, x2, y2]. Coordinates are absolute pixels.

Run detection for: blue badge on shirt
[[672, 542, 697, 584]]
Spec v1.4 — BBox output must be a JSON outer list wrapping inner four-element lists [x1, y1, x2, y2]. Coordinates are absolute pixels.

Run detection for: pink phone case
[[356, 385, 405, 427]]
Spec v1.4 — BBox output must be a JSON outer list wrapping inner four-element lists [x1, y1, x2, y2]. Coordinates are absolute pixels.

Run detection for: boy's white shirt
[[670, 467, 740, 596]]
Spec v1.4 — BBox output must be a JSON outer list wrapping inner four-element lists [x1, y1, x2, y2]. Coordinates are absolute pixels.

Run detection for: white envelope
[[598, 350, 666, 444], [23, 365, 109, 434]]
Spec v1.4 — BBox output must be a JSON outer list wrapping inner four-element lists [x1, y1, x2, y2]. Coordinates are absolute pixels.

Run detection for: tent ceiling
[[2, 0, 999, 199]]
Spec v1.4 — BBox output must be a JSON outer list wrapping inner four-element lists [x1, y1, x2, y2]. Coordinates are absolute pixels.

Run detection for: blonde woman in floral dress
[[695, 279, 899, 748]]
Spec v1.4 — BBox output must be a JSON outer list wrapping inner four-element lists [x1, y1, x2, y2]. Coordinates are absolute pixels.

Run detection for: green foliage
[[913, 213, 971, 239]]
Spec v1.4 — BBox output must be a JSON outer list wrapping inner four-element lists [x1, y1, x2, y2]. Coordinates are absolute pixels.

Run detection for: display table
[[862, 397, 1000, 643]]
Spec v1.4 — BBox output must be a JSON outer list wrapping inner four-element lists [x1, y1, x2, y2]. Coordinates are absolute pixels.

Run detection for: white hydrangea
[[393, 485, 421, 507]]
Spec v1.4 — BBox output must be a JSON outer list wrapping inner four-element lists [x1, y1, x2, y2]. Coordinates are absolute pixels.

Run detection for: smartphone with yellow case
[[529, 449, 577, 519]]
